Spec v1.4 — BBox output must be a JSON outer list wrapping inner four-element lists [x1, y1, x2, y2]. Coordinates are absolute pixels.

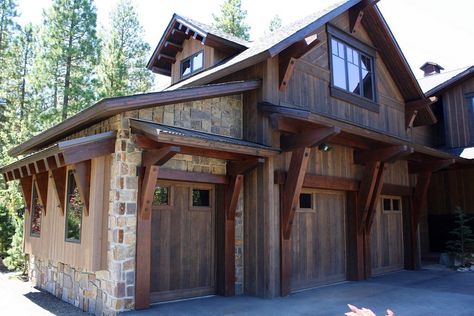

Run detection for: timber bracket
[[349, 0, 380, 33]]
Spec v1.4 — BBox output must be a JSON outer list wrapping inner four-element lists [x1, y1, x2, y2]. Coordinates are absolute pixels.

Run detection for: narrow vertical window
[[65, 170, 83, 242], [30, 183, 42, 237]]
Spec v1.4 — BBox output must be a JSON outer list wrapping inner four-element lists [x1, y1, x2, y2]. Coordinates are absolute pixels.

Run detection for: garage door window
[[383, 197, 401, 213], [299, 193, 313, 209]]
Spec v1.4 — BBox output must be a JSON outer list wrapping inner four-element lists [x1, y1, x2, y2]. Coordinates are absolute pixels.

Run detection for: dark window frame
[[189, 187, 212, 211], [327, 24, 379, 113], [30, 181, 42, 238], [64, 170, 83, 243], [180, 50, 204, 78]]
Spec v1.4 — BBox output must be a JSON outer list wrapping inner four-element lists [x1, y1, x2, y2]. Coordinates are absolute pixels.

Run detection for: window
[[30, 183, 42, 237], [65, 170, 83, 242], [299, 193, 313, 209], [153, 186, 170, 206], [180, 51, 204, 78], [383, 197, 402, 213], [327, 25, 377, 112], [192, 189, 210, 207]]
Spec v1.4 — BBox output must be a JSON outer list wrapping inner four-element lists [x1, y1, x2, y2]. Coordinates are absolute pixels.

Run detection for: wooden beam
[[164, 40, 183, 52], [51, 167, 67, 215], [346, 191, 365, 281], [19, 176, 33, 214], [354, 145, 413, 165], [35, 172, 49, 215], [142, 146, 180, 167], [280, 126, 340, 152], [135, 165, 159, 310], [227, 158, 264, 176], [406, 109, 418, 130], [274, 170, 359, 191], [73, 160, 91, 216], [157, 168, 229, 184], [279, 57, 297, 91], [349, 0, 380, 33], [61, 134, 116, 165], [406, 96, 438, 112], [157, 53, 176, 63], [357, 161, 385, 233], [408, 158, 455, 174]]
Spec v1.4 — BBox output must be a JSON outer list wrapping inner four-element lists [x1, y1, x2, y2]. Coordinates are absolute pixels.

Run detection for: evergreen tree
[[0, 0, 19, 88], [33, 0, 99, 125], [96, 0, 153, 98], [212, 0, 250, 40], [446, 207, 474, 267], [268, 15, 282, 33]]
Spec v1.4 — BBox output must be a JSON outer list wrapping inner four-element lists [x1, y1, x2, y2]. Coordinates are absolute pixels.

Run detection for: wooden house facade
[[0, 0, 468, 314]]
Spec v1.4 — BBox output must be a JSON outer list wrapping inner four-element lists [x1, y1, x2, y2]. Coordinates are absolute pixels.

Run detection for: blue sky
[[17, 0, 474, 85]]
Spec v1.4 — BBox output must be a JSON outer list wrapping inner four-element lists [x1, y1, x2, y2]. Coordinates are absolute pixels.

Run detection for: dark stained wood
[[19, 176, 33, 213], [406, 96, 438, 112], [60, 133, 116, 165], [157, 168, 229, 184], [357, 161, 385, 232], [136, 165, 160, 310], [349, 0, 380, 33], [381, 183, 412, 197], [51, 167, 67, 215], [142, 146, 181, 167], [73, 160, 91, 216], [280, 126, 340, 152], [227, 158, 264, 176], [402, 196, 417, 270], [408, 159, 455, 174], [346, 191, 365, 280], [35, 172, 49, 215], [164, 40, 183, 52], [353, 145, 413, 165], [279, 57, 297, 91]]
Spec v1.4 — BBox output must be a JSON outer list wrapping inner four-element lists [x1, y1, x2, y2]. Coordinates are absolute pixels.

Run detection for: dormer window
[[181, 51, 204, 78], [327, 25, 378, 112]]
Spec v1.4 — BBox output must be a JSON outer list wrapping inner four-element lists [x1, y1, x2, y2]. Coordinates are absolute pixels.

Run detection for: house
[[417, 64, 474, 256], [0, 0, 468, 314]]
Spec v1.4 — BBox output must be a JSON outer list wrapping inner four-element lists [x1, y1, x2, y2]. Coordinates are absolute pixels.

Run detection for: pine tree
[[33, 0, 99, 125], [212, 0, 250, 40], [446, 207, 474, 267], [268, 15, 282, 33], [96, 0, 153, 98], [0, 0, 19, 88]]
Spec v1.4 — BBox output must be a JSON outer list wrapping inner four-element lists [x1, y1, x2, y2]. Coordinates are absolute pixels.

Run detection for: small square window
[[30, 183, 42, 237], [192, 189, 210, 207], [153, 186, 169, 206], [65, 170, 83, 242], [392, 199, 400, 211], [299, 193, 312, 209], [383, 198, 392, 212]]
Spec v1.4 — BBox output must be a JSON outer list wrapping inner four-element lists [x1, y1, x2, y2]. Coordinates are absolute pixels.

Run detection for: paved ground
[[0, 259, 86, 316], [125, 265, 474, 316]]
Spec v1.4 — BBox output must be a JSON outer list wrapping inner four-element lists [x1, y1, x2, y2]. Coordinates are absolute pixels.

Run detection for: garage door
[[291, 189, 346, 291], [150, 181, 216, 302], [371, 195, 404, 275]]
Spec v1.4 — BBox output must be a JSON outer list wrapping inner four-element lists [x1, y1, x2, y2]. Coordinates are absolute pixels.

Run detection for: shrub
[[3, 214, 26, 272], [0, 205, 15, 257], [446, 207, 474, 267]]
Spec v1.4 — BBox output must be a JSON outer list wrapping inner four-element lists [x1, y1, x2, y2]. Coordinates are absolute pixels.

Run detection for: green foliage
[[212, 0, 250, 40], [0, 205, 15, 256], [3, 213, 26, 271], [96, 0, 153, 98], [268, 15, 282, 33], [32, 0, 99, 126], [446, 207, 474, 267]]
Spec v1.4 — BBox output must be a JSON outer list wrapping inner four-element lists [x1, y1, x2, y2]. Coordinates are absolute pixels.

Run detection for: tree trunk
[[62, 19, 74, 120], [20, 40, 30, 119]]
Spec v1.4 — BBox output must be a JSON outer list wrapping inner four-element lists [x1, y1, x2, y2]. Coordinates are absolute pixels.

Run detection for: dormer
[[147, 14, 250, 84]]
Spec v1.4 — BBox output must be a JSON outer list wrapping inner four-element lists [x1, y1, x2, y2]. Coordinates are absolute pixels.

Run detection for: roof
[[9, 80, 261, 157], [419, 65, 474, 96], [147, 13, 250, 76]]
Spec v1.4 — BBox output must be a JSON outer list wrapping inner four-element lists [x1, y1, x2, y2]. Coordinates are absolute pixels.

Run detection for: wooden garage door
[[291, 189, 346, 291], [150, 181, 215, 302], [371, 195, 404, 275]]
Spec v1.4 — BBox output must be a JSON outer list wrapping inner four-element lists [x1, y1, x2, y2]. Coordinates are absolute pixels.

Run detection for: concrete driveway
[[124, 266, 474, 316]]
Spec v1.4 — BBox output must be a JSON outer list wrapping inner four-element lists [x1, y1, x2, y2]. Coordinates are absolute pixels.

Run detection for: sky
[[15, 0, 474, 84]]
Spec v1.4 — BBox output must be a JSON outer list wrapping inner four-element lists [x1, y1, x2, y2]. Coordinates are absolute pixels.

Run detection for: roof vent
[[420, 62, 444, 77]]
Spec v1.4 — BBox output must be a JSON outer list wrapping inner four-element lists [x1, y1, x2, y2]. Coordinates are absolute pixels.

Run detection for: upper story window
[[30, 182, 43, 237], [327, 25, 378, 112], [65, 170, 83, 243], [181, 50, 204, 78]]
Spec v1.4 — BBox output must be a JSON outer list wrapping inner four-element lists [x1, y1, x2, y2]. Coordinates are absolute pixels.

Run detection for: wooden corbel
[[227, 157, 264, 176], [280, 126, 340, 151], [405, 96, 438, 129], [19, 176, 33, 214], [279, 34, 320, 90], [142, 146, 181, 167], [35, 172, 49, 215], [357, 161, 385, 232], [349, 0, 380, 33], [73, 160, 91, 216], [354, 145, 414, 165], [51, 167, 67, 215]]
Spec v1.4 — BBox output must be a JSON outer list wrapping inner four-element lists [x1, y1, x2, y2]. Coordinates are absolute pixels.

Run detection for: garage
[[290, 189, 346, 291], [150, 181, 216, 302], [371, 195, 404, 275]]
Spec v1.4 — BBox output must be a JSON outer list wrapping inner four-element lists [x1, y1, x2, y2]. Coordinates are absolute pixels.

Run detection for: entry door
[[371, 195, 404, 275], [291, 189, 346, 291], [150, 181, 216, 302]]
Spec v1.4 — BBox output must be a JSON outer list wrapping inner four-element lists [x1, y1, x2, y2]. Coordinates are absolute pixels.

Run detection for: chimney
[[420, 62, 444, 77]]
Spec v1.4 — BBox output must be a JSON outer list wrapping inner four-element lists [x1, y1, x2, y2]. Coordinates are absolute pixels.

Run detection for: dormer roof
[[147, 14, 250, 76]]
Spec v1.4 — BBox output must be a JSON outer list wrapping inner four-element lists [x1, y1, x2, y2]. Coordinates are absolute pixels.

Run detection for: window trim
[[327, 24, 379, 113], [180, 50, 204, 79], [152, 184, 174, 210], [30, 180, 42, 238], [64, 169, 83, 243], [298, 192, 315, 212], [382, 196, 402, 214], [189, 186, 213, 211]]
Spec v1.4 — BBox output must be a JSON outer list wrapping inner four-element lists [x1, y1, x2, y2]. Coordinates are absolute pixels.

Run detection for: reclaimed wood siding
[[279, 12, 407, 139], [23, 156, 110, 272], [442, 76, 474, 148]]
